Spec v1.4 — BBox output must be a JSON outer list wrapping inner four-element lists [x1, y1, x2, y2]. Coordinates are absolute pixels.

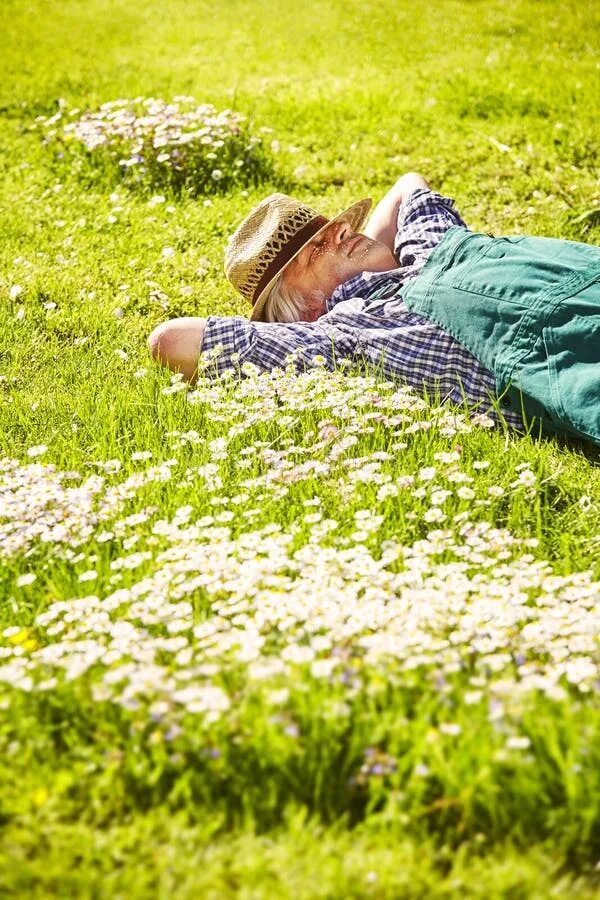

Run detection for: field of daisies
[[1, 0, 600, 896]]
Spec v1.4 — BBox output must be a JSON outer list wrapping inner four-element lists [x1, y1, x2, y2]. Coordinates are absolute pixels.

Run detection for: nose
[[327, 221, 352, 246]]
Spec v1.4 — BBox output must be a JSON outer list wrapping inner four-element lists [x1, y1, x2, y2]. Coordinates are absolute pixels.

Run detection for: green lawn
[[1, 0, 600, 896]]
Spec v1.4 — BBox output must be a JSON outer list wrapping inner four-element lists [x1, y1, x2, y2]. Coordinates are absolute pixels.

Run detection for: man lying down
[[147, 172, 600, 448]]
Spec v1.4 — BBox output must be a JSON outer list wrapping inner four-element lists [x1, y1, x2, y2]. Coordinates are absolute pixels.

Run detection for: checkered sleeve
[[200, 315, 357, 377], [394, 188, 468, 269]]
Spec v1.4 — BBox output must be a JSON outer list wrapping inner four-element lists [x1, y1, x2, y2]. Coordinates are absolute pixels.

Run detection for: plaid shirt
[[202, 188, 523, 428]]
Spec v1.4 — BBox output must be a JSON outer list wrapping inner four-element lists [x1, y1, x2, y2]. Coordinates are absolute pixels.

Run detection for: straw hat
[[224, 193, 372, 321]]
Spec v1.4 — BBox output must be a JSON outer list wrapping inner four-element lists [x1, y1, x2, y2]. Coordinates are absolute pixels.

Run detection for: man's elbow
[[147, 321, 168, 362], [147, 316, 206, 382], [147, 320, 180, 369], [395, 172, 430, 196]]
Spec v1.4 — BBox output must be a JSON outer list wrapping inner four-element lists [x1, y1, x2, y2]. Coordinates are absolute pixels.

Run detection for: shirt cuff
[[394, 188, 464, 264]]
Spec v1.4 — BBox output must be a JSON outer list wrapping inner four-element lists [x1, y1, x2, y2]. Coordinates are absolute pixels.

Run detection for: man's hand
[[364, 172, 430, 254], [147, 316, 207, 382]]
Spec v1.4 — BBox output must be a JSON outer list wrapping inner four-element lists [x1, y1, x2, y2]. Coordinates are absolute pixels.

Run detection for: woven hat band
[[252, 215, 328, 305]]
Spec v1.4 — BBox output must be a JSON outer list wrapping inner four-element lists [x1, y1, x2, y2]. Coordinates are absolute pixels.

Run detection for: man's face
[[283, 219, 398, 320]]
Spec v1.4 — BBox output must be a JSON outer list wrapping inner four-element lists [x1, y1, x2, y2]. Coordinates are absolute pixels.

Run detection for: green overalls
[[401, 226, 600, 447]]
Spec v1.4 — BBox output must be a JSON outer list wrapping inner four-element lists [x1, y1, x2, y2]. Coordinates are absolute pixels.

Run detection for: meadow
[[1, 0, 600, 895]]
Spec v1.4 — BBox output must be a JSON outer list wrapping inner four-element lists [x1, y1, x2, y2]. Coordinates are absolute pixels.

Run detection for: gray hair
[[262, 272, 326, 323], [261, 272, 307, 323]]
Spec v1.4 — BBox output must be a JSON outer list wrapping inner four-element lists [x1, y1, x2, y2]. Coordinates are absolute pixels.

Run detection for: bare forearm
[[364, 172, 430, 253]]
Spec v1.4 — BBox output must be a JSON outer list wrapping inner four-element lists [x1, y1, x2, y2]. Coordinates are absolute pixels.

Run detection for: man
[[148, 173, 600, 446]]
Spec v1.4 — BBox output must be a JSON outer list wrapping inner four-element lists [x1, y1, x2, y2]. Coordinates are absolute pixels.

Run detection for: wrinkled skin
[[283, 219, 399, 320]]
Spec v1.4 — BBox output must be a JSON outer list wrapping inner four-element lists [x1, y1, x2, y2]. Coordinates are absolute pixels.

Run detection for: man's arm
[[363, 172, 430, 254], [393, 186, 468, 271], [147, 316, 207, 382], [148, 314, 358, 381]]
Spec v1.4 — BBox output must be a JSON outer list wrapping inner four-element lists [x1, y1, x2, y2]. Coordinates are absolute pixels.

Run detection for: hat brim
[[250, 197, 373, 322]]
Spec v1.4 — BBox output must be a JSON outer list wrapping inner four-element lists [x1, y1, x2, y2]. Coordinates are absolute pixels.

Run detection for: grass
[[1, 0, 600, 896]]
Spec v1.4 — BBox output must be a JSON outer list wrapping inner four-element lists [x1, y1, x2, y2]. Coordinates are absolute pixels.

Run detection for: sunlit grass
[[1, 0, 600, 895]]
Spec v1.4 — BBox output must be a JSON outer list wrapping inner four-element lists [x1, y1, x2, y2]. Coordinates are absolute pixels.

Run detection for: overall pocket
[[450, 235, 600, 307]]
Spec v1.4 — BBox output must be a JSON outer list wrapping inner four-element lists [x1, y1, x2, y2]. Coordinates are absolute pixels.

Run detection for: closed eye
[[305, 228, 331, 267], [301, 241, 319, 268], [310, 235, 327, 257]]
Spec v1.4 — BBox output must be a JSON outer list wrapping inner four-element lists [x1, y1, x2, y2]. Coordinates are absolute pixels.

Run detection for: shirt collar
[[326, 266, 405, 311]]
